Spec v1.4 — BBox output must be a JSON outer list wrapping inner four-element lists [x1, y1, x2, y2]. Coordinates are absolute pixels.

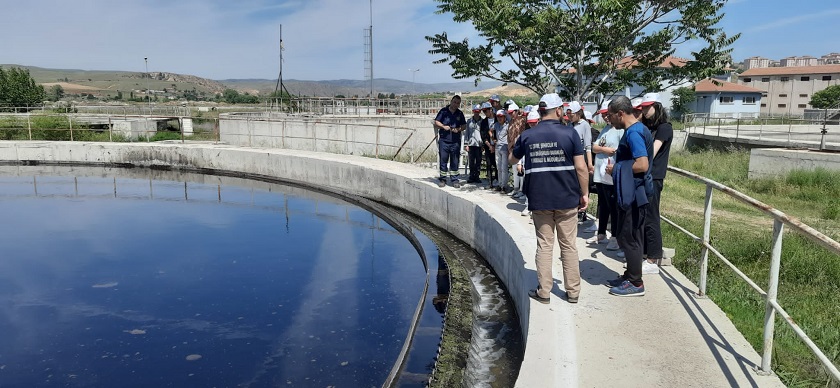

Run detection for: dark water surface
[[0, 167, 429, 387]]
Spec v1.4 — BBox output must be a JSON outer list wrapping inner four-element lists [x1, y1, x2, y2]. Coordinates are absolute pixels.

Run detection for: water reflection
[[0, 166, 427, 387]]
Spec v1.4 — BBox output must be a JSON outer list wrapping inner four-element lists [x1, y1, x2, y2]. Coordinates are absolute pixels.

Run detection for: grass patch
[[663, 148, 840, 387]]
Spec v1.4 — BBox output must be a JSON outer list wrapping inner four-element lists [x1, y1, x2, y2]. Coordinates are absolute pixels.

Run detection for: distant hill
[[3, 65, 225, 98], [2, 64, 502, 98], [221, 78, 502, 97]]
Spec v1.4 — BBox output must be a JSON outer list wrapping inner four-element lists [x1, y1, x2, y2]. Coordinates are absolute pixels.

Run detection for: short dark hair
[[451, 95, 462, 102], [538, 101, 552, 118], [609, 96, 633, 115]]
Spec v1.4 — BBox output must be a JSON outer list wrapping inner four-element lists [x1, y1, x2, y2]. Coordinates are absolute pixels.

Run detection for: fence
[[662, 166, 840, 383], [683, 113, 840, 150]]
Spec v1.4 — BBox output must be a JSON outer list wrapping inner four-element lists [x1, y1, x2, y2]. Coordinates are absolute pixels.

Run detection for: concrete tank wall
[[749, 148, 840, 178], [219, 114, 440, 162]]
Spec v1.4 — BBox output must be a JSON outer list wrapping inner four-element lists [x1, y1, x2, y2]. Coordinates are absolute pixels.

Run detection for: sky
[[0, 0, 837, 84]]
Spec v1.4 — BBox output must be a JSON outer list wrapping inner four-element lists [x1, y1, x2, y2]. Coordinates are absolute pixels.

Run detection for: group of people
[[433, 90, 673, 303]]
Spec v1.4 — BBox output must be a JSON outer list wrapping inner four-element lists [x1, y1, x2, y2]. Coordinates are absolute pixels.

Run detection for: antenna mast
[[364, 0, 374, 98], [274, 24, 292, 110]]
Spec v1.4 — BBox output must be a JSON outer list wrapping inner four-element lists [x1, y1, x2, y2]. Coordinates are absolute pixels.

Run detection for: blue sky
[[0, 0, 836, 84]]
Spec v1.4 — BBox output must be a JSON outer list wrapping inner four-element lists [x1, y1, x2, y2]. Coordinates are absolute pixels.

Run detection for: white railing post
[[698, 184, 713, 297], [759, 219, 784, 375]]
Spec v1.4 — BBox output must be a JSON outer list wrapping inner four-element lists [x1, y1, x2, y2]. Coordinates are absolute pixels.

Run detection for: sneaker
[[521, 208, 530, 217], [609, 280, 645, 297], [567, 295, 579, 304], [617, 251, 625, 258], [583, 223, 599, 233], [605, 276, 626, 288], [606, 237, 620, 251], [642, 261, 660, 274], [437, 180, 446, 188], [528, 289, 550, 304], [514, 192, 526, 200], [587, 234, 608, 244], [452, 181, 462, 189]]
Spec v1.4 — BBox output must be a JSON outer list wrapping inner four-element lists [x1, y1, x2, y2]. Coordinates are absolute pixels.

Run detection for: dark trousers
[[468, 146, 482, 181], [644, 179, 664, 259], [596, 183, 618, 236], [438, 141, 461, 181], [483, 146, 497, 184], [618, 202, 647, 284]]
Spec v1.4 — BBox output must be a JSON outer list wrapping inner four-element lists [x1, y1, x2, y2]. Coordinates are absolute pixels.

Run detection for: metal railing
[[683, 113, 840, 150], [661, 166, 840, 382]]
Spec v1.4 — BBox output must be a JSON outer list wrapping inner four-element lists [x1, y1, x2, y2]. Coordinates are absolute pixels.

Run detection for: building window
[[743, 77, 752, 82], [781, 76, 790, 82], [801, 76, 810, 81], [778, 104, 786, 108], [779, 94, 788, 98], [799, 94, 808, 98], [719, 96, 734, 104], [823, 75, 832, 81], [744, 96, 757, 105], [761, 104, 767, 108], [798, 104, 807, 108], [762, 77, 770, 82]]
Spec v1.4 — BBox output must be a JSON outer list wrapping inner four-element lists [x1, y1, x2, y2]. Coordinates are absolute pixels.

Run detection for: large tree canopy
[[426, 0, 739, 102], [810, 85, 840, 109], [0, 67, 46, 109]]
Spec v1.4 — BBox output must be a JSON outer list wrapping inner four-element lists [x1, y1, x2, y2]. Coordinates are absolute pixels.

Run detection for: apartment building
[[743, 56, 772, 69], [739, 65, 840, 116], [780, 56, 819, 67]]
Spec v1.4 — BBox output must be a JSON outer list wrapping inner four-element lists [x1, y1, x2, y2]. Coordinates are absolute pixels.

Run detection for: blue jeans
[[438, 141, 461, 181], [495, 144, 509, 188]]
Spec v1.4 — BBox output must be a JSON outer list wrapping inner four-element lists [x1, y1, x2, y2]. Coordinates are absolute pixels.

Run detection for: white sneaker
[[587, 234, 608, 244], [606, 237, 620, 251], [642, 261, 660, 274], [583, 223, 598, 233], [521, 208, 530, 217]]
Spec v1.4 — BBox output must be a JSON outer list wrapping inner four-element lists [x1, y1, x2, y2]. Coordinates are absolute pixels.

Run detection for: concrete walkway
[[445, 175, 786, 388]]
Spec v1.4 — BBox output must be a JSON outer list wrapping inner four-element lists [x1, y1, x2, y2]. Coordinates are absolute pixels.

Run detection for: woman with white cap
[[567, 101, 594, 224], [589, 100, 623, 250], [638, 92, 673, 275]]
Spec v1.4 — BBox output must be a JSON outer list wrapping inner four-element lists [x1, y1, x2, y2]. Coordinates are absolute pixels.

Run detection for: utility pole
[[409, 68, 420, 95], [144, 57, 151, 114]]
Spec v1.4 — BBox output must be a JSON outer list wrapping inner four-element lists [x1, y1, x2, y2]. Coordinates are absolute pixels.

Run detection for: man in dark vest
[[510, 93, 589, 304], [433, 95, 467, 188]]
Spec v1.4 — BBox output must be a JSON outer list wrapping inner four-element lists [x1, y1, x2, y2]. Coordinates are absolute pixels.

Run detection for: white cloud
[[747, 9, 840, 33]]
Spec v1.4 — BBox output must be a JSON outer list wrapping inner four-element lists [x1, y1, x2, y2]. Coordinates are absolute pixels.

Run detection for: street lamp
[[409, 68, 420, 96], [144, 57, 151, 113]]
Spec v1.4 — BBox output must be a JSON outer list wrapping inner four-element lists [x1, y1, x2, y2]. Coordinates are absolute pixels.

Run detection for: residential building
[[743, 56, 771, 69], [820, 53, 840, 65], [692, 79, 762, 118], [739, 65, 840, 116], [780, 56, 819, 67]]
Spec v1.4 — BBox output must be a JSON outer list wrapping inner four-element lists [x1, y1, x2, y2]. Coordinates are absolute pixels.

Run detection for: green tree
[[671, 86, 697, 120], [49, 84, 65, 101], [810, 85, 840, 109], [389, 93, 396, 99], [223, 88, 241, 104], [0, 67, 47, 109], [116, 90, 124, 100], [426, 0, 739, 102]]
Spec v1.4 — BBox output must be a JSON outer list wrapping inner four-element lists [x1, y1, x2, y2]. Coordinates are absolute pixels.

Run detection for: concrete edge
[[0, 141, 575, 387]]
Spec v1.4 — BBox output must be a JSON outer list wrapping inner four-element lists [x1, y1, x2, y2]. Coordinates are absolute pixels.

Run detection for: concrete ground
[[446, 175, 786, 388]]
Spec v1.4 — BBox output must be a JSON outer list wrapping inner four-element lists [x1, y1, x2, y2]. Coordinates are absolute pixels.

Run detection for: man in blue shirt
[[604, 96, 654, 297], [434, 95, 467, 188], [510, 93, 589, 304]]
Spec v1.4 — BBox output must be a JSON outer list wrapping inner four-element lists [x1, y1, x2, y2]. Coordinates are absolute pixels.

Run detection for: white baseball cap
[[526, 110, 540, 123], [495, 109, 506, 116], [567, 101, 582, 113], [584, 110, 594, 122], [639, 92, 660, 107], [631, 97, 643, 110], [539, 93, 563, 110], [598, 100, 611, 115], [507, 102, 520, 112], [489, 94, 501, 102]]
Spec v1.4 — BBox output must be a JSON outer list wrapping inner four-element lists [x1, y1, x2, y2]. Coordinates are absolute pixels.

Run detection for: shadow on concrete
[[659, 267, 761, 388]]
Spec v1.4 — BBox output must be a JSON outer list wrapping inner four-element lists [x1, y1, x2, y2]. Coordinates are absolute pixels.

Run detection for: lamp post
[[409, 68, 420, 96], [144, 57, 151, 114]]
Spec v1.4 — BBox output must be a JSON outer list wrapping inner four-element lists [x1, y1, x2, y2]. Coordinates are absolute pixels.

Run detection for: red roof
[[694, 79, 763, 93]]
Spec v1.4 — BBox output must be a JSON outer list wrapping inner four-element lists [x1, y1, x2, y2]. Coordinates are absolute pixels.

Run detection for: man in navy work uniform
[[605, 96, 654, 297], [434, 95, 467, 188], [510, 93, 589, 304]]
